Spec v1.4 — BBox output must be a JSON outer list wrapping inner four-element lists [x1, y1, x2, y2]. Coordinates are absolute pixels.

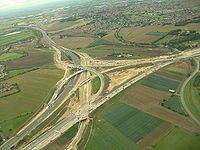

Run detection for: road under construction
[[1, 26, 200, 150]]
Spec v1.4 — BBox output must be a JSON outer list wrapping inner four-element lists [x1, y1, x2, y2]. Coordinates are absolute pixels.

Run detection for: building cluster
[[0, 83, 13, 93]]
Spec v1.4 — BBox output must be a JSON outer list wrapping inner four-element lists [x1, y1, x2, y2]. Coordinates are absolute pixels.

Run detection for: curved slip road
[[180, 58, 200, 126], [0, 27, 81, 150]]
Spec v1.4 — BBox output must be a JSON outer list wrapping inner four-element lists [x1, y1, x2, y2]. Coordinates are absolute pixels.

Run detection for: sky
[[0, 0, 62, 12]]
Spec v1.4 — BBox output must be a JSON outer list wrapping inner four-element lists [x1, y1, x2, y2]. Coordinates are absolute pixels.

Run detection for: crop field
[[84, 45, 168, 58], [145, 32, 167, 36], [1, 49, 53, 70], [119, 84, 200, 134], [118, 23, 200, 44], [156, 35, 175, 44], [120, 84, 171, 109], [103, 30, 123, 44], [40, 20, 79, 32], [0, 66, 64, 137], [85, 121, 139, 150], [0, 52, 24, 62], [103, 103, 163, 142], [119, 27, 162, 43], [157, 71, 183, 81], [166, 61, 191, 75], [54, 36, 96, 49], [141, 74, 180, 91], [184, 73, 200, 121], [87, 38, 109, 48], [160, 69, 187, 78], [138, 122, 172, 148], [153, 127, 200, 150], [163, 96, 186, 115], [0, 32, 33, 47], [4, 67, 38, 80], [44, 19, 90, 33]]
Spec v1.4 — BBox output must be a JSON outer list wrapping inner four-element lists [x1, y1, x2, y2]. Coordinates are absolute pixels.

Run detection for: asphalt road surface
[[0, 27, 81, 150], [180, 58, 200, 126]]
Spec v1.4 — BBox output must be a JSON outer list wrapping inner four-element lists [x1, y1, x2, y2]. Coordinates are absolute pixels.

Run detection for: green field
[[5, 67, 38, 80], [85, 121, 139, 150], [92, 77, 101, 94], [184, 73, 200, 121], [141, 74, 180, 91], [146, 32, 167, 36], [144, 14, 170, 18], [0, 113, 32, 138], [154, 127, 200, 150], [0, 27, 20, 36], [0, 53, 24, 62], [161, 69, 187, 78], [0, 66, 64, 137], [0, 32, 33, 47], [56, 123, 79, 146], [87, 38, 109, 48], [1, 48, 53, 70], [103, 103, 163, 142], [163, 96, 186, 115]]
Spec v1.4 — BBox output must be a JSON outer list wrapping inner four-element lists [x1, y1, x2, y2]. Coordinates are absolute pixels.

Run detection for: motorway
[[0, 27, 82, 150], [1, 26, 200, 150], [180, 58, 200, 126], [23, 61, 174, 150]]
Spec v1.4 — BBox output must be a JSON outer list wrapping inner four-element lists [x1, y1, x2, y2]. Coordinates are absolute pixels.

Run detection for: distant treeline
[[175, 16, 200, 26]]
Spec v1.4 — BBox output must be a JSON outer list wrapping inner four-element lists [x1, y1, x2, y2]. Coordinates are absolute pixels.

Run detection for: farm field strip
[[0, 32, 34, 47], [0, 67, 64, 137], [163, 96, 186, 115], [103, 103, 163, 142], [153, 127, 200, 150], [84, 121, 140, 150], [141, 73, 180, 91], [0, 52, 24, 62]]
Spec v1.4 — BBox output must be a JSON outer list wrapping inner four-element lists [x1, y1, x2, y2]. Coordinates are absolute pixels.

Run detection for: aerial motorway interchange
[[0, 0, 200, 150], [0, 25, 200, 150]]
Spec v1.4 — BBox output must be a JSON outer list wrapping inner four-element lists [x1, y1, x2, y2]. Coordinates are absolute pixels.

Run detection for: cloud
[[0, 0, 61, 11]]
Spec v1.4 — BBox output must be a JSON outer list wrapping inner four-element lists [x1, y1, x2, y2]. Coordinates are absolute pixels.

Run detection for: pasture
[[154, 127, 200, 150], [103, 103, 163, 142], [141, 74, 180, 91]]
